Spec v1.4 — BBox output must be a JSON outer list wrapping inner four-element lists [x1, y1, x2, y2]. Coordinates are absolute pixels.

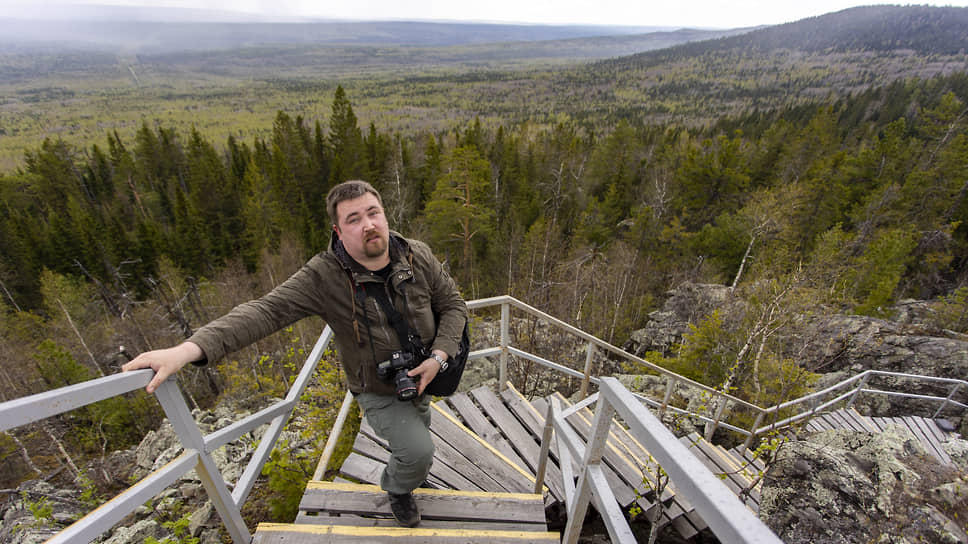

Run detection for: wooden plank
[[470, 387, 567, 502], [429, 403, 536, 494], [687, 436, 759, 508], [826, 410, 857, 432], [360, 417, 488, 491], [737, 447, 767, 473], [359, 418, 389, 448], [846, 408, 880, 433], [339, 453, 385, 485], [445, 393, 528, 470], [922, 418, 949, 443], [254, 522, 560, 543], [834, 410, 869, 433], [871, 417, 890, 431], [711, 444, 761, 495], [804, 420, 823, 433], [295, 512, 551, 532], [299, 481, 548, 524], [352, 432, 390, 461], [817, 415, 839, 431], [430, 431, 508, 492], [900, 416, 939, 461], [909, 416, 952, 465], [434, 400, 458, 420]]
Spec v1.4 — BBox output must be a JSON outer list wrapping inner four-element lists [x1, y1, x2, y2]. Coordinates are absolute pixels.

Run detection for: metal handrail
[[467, 296, 968, 449], [0, 325, 334, 544]]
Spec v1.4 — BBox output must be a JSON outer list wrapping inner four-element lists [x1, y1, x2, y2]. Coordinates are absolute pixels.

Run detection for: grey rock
[[100, 519, 166, 544]]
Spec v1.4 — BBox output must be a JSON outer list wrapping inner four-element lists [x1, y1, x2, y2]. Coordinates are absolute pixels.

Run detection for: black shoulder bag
[[371, 287, 469, 397]]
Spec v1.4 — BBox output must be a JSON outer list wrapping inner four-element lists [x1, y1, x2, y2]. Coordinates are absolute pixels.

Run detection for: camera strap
[[368, 282, 427, 357]]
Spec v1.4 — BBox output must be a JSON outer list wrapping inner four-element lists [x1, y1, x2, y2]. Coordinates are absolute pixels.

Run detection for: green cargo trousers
[[355, 392, 434, 495]]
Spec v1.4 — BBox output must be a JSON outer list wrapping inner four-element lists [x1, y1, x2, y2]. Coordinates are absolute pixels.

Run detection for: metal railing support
[[48, 451, 200, 544], [846, 373, 871, 408], [934, 382, 965, 419], [499, 301, 510, 391], [563, 389, 619, 544], [535, 401, 555, 494], [660, 375, 677, 416], [742, 410, 767, 452], [552, 396, 577, 510], [313, 390, 356, 480], [155, 379, 251, 543], [704, 397, 729, 441], [579, 343, 597, 400]]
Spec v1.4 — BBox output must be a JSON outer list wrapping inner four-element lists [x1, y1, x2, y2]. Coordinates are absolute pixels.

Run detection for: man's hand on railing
[[122, 342, 204, 394]]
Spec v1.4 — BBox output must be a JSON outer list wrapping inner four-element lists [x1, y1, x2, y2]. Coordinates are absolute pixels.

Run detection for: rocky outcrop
[[625, 283, 732, 358], [625, 283, 968, 429], [760, 425, 968, 543]]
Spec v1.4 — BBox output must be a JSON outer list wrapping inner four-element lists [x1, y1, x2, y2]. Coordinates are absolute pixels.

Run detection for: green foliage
[[33, 339, 92, 389], [261, 439, 313, 522], [850, 227, 919, 317], [23, 492, 53, 527], [76, 472, 102, 510], [929, 286, 968, 333], [145, 515, 200, 544]]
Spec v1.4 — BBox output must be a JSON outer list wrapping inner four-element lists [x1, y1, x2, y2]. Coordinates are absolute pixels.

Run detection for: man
[[123, 180, 468, 528]]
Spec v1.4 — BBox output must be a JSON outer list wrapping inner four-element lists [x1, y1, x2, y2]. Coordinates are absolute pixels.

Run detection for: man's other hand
[[408, 357, 442, 396]]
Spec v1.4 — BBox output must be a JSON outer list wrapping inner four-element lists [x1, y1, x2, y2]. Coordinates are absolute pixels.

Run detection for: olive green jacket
[[188, 232, 468, 396]]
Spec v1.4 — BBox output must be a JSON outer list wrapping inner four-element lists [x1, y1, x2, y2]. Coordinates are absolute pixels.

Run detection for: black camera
[[377, 351, 419, 401]]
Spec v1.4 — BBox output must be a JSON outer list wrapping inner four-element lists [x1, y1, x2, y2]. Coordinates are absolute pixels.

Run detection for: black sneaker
[[388, 492, 421, 527]]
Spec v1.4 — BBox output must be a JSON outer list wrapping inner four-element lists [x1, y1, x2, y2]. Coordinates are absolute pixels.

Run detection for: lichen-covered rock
[[760, 427, 968, 543]]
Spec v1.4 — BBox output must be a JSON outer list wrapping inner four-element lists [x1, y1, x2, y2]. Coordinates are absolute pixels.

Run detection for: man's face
[[334, 192, 389, 265]]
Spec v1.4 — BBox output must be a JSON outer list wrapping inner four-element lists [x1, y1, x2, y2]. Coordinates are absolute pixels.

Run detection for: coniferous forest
[[2, 3, 968, 524]]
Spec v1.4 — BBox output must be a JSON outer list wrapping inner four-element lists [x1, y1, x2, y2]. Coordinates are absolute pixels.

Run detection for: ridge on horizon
[[0, 2, 675, 31]]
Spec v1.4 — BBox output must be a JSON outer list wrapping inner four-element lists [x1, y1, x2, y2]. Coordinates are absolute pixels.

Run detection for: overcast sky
[[3, 1, 968, 29]]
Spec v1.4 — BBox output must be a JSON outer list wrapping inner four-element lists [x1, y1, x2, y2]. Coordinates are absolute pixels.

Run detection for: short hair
[[326, 180, 383, 225]]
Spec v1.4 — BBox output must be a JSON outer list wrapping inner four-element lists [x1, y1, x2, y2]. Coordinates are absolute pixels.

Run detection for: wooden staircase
[[249, 383, 778, 543], [250, 385, 966, 543]]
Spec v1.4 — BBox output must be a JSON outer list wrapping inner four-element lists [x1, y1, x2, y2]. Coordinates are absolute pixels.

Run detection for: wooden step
[[253, 522, 560, 543], [297, 481, 552, 530]]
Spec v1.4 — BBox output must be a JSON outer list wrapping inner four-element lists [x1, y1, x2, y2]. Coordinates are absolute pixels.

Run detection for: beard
[[363, 232, 388, 258]]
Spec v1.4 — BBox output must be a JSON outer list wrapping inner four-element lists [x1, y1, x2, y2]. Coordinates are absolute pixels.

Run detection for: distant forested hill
[[622, 5, 968, 63], [553, 5, 968, 124]]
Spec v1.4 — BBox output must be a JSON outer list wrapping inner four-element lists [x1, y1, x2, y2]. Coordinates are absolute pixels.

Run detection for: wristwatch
[[431, 353, 448, 372]]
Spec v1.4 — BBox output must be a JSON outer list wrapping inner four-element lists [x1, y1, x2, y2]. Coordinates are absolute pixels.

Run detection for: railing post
[[741, 410, 766, 452], [154, 379, 252, 544], [312, 390, 355, 481], [499, 301, 510, 391], [534, 401, 555, 494], [704, 397, 728, 442], [578, 343, 597, 400], [563, 392, 616, 544], [933, 382, 964, 419], [846, 372, 871, 409], [659, 375, 677, 417]]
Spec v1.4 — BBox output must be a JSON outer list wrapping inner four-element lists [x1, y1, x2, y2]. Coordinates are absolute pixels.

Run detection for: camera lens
[[394, 370, 418, 401]]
